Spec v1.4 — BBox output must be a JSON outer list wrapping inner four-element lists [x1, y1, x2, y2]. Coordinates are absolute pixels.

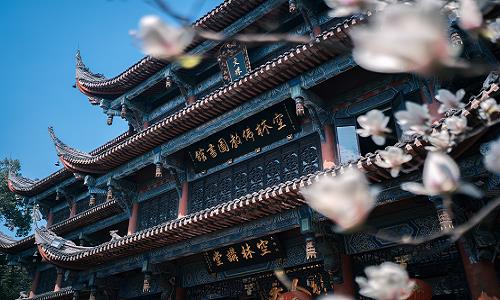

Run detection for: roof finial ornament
[[75, 50, 106, 82]]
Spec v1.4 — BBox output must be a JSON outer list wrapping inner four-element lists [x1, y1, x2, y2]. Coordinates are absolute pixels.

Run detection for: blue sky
[[0, 0, 221, 236]]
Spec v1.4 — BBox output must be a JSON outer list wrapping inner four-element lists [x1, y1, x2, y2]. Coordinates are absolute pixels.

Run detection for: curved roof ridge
[[0, 231, 18, 248], [48, 127, 92, 160], [75, 0, 265, 97], [7, 169, 38, 193], [75, 50, 107, 83]]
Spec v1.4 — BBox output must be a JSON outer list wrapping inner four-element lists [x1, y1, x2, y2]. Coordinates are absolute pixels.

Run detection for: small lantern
[[120, 104, 127, 118], [155, 163, 162, 178], [142, 272, 151, 293], [88, 289, 96, 300], [165, 76, 173, 89], [107, 115, 113, 125], [72, 291, 80, 300], [289, 0, 297, 13], [89, 194, 96, 206], [106, 186, 113, 201]]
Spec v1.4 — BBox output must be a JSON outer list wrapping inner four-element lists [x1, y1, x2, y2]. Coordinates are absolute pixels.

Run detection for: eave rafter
[[48, 127, 105, 174], [7, 169, 37, 194], [0, 200, 122, 253]]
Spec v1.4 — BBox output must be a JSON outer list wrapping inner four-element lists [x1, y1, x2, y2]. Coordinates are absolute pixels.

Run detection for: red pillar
[[457, 242, 500, 299], [127, 202, 139, 235], [46, 211, 54, 227], [53, 268, 63, 292], [321, 124, 337, 169], [178, 182, 189, 218], [333, 255, 355, 296], [175, 287, 186, 300], [69, 203, 77, 218], [28, 271, 40, 298]]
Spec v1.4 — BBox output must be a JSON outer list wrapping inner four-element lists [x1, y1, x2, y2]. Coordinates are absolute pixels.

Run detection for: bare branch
[[147, 0, 192, 24], [371, 197, 500, 245], [198, 30, 311, 44]]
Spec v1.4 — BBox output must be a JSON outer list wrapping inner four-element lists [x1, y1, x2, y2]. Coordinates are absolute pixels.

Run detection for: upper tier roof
[[55, 16, 362, 174], [75, 0, 266, 98]]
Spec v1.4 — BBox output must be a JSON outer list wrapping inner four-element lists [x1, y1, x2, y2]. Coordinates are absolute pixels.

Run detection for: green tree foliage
[[0, 158, 32, 237], [0, 252, 31, 300]]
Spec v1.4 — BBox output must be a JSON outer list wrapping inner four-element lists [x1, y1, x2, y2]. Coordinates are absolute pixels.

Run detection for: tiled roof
[[57, 16, 365, 174], [0, 200, 122, 253], [35, 82, 500, 268], [30, 287, 73, 300], [75, 0, 266, 97], [7, 130, 133, 196]]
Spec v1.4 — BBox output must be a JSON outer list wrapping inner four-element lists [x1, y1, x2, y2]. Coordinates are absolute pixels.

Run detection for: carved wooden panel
[[189, 135, 321, 213], [76, 194, 105, 214], [52, 208, 70, 225], [137, 189, 179, 231]]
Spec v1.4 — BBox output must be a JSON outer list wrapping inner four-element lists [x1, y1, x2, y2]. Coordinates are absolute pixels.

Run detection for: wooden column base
[[458, 242, 500, 299], [28, 271, 41, 298], [127, 203, 139, 235], [333, 255, 355, 296], [321, 124, 336, 169], [175, 287, 186, 300], [178, 182, 189, 218]]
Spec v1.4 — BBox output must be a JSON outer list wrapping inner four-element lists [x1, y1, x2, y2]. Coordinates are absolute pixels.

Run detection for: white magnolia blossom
[[395, 102, 432, 136], [445, 115, 468, 135], [137, 15, 199, 68], [459, 0, 483, 30], [483, 18, 500, 43], [301, 168, 377, 231], [349, 0, 460, 75], [319, 296, 354, 300], [355, 262, 415, 300], [479, 98, 500, 122], [435, 89, 466, 114], [426, 129, 453, 152], [375, 146, 413, 177], [324, 0, 389, 17], [484, 138, 500, 174], [402, 152, 482, 197], [356, 109, 392, 146]]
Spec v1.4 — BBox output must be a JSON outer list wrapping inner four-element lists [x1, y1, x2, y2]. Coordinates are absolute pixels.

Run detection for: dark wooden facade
[[2, 1, 500, 300]]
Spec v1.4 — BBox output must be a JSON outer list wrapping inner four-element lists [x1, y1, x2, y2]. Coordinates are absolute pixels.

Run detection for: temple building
[[1, 0, 500, 299]]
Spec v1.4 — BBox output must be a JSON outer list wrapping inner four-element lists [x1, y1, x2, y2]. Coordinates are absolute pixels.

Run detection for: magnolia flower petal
[[459, 0, 483, 30], [484, 138, 500, 174], [138, 15, 194, 60], [350, 0, 455, 75], [372, 135, 386, 146], [390, 167, 401, 177], [401, 182, 430, 195], [356, 262, 415, 300], [445, 115, 468, 135], [458, 183, 483, 198], [422, 152, 460, 194], [301, 169, 376, 231], [356, 128, 371, 138]]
